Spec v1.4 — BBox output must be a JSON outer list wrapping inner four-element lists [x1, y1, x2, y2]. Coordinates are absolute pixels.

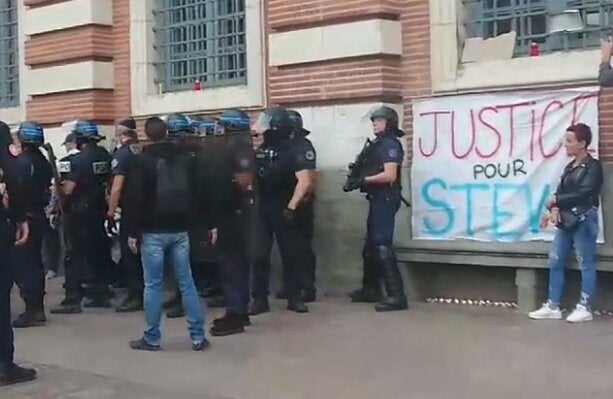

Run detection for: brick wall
[[267, 0, 405, 108], [113, 0, 131, 121]]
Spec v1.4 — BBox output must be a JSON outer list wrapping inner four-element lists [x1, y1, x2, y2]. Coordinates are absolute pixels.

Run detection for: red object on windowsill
[[193, 80, 202, 91], [529, 42, 540, 57]]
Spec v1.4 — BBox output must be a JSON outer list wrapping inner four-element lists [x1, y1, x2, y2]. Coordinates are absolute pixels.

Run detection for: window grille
[[153, 0, 247, 93], [0, 0, 18, 108], [464, 0, 613, 57]]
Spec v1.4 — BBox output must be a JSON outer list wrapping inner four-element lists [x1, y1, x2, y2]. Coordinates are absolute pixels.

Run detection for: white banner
[[411, 87, 604, 242]]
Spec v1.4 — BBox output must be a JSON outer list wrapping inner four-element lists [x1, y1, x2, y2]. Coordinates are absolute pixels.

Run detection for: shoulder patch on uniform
[[111, 159, 119, 170], [388, 148, 398, 158], [58, 161, 72, 173], [305, 150, 315, 161]]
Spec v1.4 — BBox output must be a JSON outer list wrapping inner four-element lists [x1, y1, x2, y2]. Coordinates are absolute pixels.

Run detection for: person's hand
[[208, 228, 218, 246], [545, 195, 557, 210], [106, 209, 115, 221], [282, 207, 296, 225], [549, 208, 561, 226], [15, 221, 29, 246], [602, 37, 613, 62], [128, 237, 138, 254]]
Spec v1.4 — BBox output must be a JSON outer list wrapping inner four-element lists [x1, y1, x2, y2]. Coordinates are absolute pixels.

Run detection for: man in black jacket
[[126, 117, 214, 351]]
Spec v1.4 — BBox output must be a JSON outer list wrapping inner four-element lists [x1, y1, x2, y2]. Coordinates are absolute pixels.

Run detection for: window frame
[[0, 0, 19, 109], [153, 0, 248, 94]]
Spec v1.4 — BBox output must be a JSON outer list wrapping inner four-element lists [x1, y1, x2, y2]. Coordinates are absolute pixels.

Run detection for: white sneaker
[[528, 303, 563, 320], [566, 304, 593, 323], [45, 270, 57, 280]]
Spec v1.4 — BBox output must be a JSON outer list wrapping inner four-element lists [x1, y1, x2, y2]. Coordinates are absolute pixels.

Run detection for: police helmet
[[16, 121, 45, 146], [370, 106, 399, 130], [287, 109, 310, 137], [163, 113, 193, 137], [199, 117, 218, 136], [253, 107, 292, 134], [218, 109, 251, 132], [187, 115, 204, 132], [71, 120, 102, 141]]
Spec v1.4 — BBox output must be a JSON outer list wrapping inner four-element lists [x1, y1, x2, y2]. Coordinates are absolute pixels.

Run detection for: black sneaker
[[213, 312, 251, 327], [249, 298, 270, 316], [116, 297, 143, 313], [192, 339, 211, 351], [210, 313, 246, 337], [129, 338, 160, 352], [0, 363, 37, 386]]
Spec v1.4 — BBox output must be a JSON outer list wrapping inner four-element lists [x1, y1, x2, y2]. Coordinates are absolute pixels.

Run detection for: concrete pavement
[[5, 280, 613, 399]]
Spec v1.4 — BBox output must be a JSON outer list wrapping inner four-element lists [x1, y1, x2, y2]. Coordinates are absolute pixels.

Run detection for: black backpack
[[153, 155, 191, 217]]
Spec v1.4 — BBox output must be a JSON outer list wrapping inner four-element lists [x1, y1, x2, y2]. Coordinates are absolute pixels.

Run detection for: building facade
[[5, 0, 613, 304]]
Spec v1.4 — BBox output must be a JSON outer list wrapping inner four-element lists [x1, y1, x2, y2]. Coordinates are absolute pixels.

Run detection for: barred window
[[0, 0, 18, 108], [464, 0, 613, 57], [153, 0, 247, 93]]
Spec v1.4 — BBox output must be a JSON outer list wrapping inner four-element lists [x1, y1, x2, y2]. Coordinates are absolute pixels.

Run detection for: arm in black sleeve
[[599, 62, 613, 87], [124, 157, 144, 237], [5, 166, 26, 223], [556, 161, 604, 209]]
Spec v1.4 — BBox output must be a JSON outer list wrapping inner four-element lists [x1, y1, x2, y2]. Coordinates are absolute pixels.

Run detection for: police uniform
[[350, 106, 408, 312], [11, 123, 53, 328], [112, 140, 144, 308], [52, 126, 112, 312], [209, 109, 254, 336], [0, 122, 37, 385], [251, 110, 315, 314]]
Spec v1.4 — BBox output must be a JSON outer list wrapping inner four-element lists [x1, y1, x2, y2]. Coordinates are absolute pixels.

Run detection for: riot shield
[[188, 130, 257, 263]]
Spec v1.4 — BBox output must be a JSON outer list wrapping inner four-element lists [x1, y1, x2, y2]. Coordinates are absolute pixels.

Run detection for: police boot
[[249, 297, 270, 316], [50, 298, 82, 314], [301, 289, 316, 303], [349, 248, 382, 303], [275, 287, 288, 300], [374, 246, 408, 312], [83, 295, 112, 309], [206, 295, 226, 309], [287, 300, 308, 314], [0, 363, 37, 386], [210, 312, 246, 337], [166, 304, 185, 319], [116, 295, 143, 313], [12, 297, 46, 328]]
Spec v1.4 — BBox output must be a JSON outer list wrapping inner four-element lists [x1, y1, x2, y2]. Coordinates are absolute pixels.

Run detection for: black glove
[[343, 177, 364, 192], [282, 207, 296, 224]]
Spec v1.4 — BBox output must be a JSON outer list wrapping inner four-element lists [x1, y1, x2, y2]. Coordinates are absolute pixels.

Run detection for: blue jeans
[[548, 209, 599, 306], [141, 232, 204, 345]]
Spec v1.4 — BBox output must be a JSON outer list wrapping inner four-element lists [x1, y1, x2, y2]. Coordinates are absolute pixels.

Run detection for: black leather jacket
[[555, 154, 603, 212]]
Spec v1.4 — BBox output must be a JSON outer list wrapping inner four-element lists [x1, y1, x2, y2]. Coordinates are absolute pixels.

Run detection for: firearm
[[343, 138, 380, 192]]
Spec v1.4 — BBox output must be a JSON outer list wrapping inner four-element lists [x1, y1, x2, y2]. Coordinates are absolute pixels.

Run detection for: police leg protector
[[373, 245, 407, 312], [349, 245, 381, 303]]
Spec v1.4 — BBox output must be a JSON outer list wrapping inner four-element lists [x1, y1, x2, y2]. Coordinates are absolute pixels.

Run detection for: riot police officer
[[51, 120, 113, 313], [108, 117, 143, 313], [11, 121, 53, 328], [275, 110, 317, 303], [209, 109, 253, 336], [161, 113, 219, 318], [250, 107, 316, 315], [345, 106, 408, 312], [0, 121, 37, 386]]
